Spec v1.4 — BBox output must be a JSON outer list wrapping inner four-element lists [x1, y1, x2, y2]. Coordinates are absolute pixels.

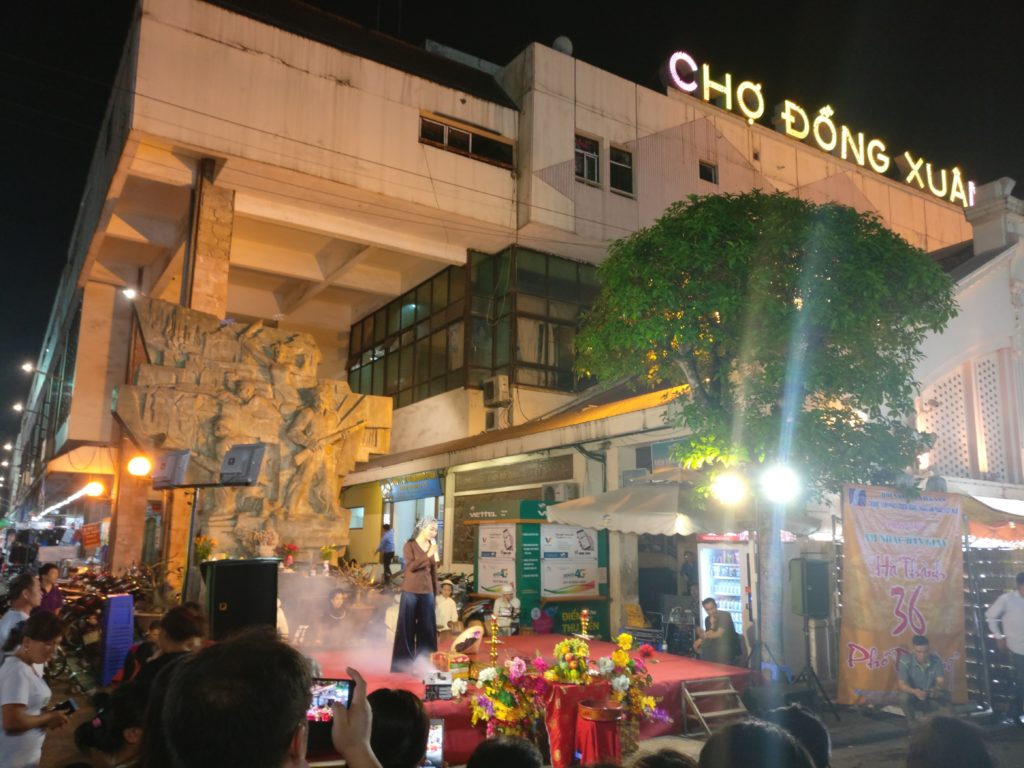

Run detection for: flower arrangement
[[545, 637, 592, 684], [252, 528, 278, 548], [468, 656, 551, 738], [193, 535, 216, 562], [319, 544, 337, 561], [595, 633, 671, 724]]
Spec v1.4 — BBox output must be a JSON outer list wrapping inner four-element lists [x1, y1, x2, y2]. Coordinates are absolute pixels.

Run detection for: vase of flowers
[[595, 633, 671, 753], [468, 656, 551, 739], [252, 528, 278, 557], [193, 534, 216, 563], [280, 543, 299, 567]]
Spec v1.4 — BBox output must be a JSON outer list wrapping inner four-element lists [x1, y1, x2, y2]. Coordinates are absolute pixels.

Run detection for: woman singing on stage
[[390, 517, 439, 671]]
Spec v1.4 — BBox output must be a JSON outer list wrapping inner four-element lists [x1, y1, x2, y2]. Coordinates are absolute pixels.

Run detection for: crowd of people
[[0, 562, 1020, 768]]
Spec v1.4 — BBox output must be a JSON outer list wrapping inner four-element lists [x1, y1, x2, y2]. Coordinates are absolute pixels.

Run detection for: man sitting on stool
[[897, 634, 951, 723]]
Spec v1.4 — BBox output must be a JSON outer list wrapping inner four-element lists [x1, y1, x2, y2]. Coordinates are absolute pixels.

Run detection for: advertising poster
[[837, 485, 966, 705], [478, 524, 516, 560], [541, 561, 599, 597], [541, 525, 598, 560], [477, 560, 516, 594], [477, 524, 516, 595]]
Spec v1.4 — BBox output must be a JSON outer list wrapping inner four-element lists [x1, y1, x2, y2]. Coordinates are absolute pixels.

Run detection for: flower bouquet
[[193, 535, 216, 562], [595, 632, 671, 725], [319, 544, 337, 561], [280, 542, 299, 567], [468, 656, 551, 738]]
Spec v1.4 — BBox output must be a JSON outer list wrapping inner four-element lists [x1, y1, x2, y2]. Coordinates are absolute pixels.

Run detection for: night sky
[[1, 0, 1021, 448]]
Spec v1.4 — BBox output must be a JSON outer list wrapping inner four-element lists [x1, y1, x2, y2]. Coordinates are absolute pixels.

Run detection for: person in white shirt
[[0, 612, 69, 768], [985, 570, 1024, 726], [0, 573, 41, 648], [435, 580, 461, 642], [492, 584, 520, 637]]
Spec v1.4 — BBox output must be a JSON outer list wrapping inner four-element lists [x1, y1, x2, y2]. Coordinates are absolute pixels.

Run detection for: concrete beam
[[280, 241, 371, 315], [233, 192, 468, 266], [107, 212, 183, 249]]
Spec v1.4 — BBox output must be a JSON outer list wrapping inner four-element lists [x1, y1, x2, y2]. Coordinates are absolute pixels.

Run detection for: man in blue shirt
[[897, 634, 950, 724], [375, 524, 396, 584]]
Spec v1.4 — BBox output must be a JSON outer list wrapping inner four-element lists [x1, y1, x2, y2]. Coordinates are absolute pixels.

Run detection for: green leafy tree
[[577, 191, 956, 495], [576, 191, 956, 658]]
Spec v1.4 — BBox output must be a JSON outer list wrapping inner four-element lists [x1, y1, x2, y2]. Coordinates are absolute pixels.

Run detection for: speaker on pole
[[200, 559, 279, 640], [789, 558, 829, 618]]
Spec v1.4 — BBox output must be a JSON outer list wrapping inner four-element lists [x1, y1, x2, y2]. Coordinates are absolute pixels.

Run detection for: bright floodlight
[[710, 472, 749, 507], [84, 481, 104, 497], [20, 362, 33, 373], [0, 460, 8, 468], [127, 455, 153, 477], [2, 443, 11, 451], [761, 464, 801, 504], [11, 403, 23, 413], [122, 288, 138, 300]]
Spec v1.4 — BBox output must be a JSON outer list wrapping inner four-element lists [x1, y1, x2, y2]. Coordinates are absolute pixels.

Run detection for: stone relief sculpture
[[114, 297, 391, 556]]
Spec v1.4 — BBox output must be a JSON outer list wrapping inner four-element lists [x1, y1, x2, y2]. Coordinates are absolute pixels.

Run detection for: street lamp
[[710, 463, 801, 670], [3, 443, 11, 451], [127, 455, 153, 477]]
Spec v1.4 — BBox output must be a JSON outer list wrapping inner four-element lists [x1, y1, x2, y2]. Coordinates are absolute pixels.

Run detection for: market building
[[5, 0, 1021, 679]]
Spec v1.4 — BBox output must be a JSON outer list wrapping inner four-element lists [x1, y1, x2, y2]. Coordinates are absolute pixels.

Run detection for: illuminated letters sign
[[665, 52, 973, 207]]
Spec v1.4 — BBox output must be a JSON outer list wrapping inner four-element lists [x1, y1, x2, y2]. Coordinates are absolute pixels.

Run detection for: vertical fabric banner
[[838, 485, 966, 705]]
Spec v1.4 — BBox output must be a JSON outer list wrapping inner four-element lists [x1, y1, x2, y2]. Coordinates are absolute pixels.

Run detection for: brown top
[[401, 539, 437, 595]]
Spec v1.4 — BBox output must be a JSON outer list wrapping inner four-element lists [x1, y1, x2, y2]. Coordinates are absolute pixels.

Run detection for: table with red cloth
[[312, 634, 750, 766]]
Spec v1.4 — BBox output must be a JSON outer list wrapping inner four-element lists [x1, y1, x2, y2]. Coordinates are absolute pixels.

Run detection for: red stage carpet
[[311, 634, 749, 765]]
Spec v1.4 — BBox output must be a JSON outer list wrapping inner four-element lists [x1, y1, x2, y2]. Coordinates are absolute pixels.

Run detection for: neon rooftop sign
[[665, 51, 974, 207]]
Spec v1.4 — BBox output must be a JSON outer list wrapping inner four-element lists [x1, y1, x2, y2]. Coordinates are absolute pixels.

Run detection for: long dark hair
[[2, 611, 62, 652]]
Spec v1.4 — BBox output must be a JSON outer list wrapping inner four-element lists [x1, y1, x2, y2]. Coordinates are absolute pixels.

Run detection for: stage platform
[[310, 634, 750, 764]]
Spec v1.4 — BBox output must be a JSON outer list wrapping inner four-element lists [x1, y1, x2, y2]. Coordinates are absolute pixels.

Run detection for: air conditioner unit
[[483, 374, 511, 407], [620, 468, 650, 486], [542, 482, 580, 503], [484, 407, 511, 432]]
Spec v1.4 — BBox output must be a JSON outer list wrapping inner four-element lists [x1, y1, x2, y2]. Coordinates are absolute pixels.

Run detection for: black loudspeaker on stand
[[788, 558, 839, 721], [200, 559, 279, 641]]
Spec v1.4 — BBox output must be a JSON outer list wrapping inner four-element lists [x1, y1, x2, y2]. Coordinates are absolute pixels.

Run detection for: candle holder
[[489, 614, 499, 665], [574, 608, 593, 640]]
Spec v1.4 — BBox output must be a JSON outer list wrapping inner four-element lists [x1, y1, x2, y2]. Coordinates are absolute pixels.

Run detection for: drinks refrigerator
[[697, 540, 754, 634]]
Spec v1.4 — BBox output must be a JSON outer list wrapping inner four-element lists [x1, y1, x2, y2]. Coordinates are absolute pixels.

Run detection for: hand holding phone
[[423, 718, 444, 767]]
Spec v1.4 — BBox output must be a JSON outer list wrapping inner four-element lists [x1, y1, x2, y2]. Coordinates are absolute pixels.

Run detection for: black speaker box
[[200, 559, 279, 640], [789, 558, 829, 618]]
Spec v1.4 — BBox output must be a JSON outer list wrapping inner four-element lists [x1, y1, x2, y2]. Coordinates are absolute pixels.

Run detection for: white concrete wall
[[135, 0, 517, 231], [65, 282, 133, 447], [390, 387, 486, 454], [509, 43, 973, 257]]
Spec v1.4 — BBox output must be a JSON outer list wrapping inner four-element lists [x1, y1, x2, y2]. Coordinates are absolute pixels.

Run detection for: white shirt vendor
[[986, 585, 1024, 655], [435, 580, 459, 632], [0, 653, 53, 767], [493, 585, 520, 635]]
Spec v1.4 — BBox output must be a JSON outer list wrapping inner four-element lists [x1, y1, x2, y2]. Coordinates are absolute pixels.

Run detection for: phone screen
[[307, 678, 355, 755], [307, 678, 354, 723], [422, 718, 444, 767]]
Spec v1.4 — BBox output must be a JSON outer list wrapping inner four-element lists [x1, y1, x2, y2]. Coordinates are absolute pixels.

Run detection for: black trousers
[[381, 551, 395, 582], [391, 591, 437, 672], [1010, 650, 1024, 718]]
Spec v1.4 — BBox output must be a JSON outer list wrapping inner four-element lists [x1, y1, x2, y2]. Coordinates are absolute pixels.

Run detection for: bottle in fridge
[[697, 541, 752, 635]]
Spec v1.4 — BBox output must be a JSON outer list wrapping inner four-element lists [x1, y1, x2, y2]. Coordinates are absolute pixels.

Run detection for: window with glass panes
[[347, 250, 598, 407], [609, 146, 633, 195], [574, 135, 600, 184], [347, 266, 466, 408]]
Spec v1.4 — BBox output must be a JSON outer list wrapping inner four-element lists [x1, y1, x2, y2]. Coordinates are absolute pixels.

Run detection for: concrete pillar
[[162, 488, 194, 595], [107, 438, 149, 574], [186, 159, 233, 318]]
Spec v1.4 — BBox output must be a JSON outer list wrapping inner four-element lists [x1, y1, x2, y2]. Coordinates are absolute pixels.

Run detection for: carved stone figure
[[114, 298, 392, 555]]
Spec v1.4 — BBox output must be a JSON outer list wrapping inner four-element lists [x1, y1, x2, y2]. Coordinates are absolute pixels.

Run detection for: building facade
[[7, 0, 1012, 655]]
